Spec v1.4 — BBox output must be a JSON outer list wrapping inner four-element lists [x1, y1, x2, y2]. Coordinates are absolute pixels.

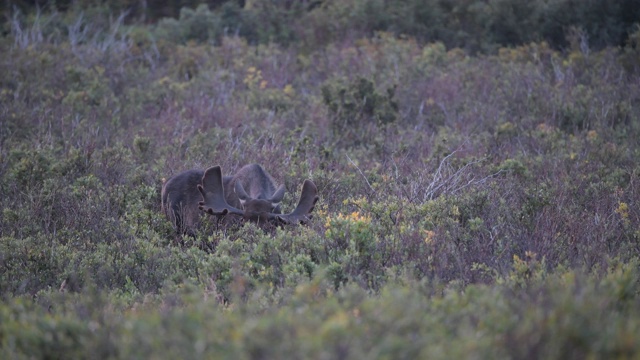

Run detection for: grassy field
[[1, 2, 640, 358]]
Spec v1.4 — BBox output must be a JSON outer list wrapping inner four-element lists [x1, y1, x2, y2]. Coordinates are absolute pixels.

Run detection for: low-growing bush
[[2, 263, 640, 358], [1, 3, 640, 357]]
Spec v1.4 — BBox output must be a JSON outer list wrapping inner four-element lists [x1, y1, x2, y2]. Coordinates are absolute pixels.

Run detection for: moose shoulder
[[162, 164, 318, 235]]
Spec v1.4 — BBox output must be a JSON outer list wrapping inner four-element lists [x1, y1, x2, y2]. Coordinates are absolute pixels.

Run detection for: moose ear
[[235, 181, 250, 205], [269, 184, 286, 204]]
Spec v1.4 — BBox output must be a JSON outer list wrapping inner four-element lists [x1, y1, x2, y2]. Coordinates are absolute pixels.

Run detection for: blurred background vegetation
[[1, 0, 640, 358], [3, 0, 640, 51]]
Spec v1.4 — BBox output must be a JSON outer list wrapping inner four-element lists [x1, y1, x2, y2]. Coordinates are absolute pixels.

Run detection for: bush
[[2, 3, 640, 357], [321, 76, 398, 146]]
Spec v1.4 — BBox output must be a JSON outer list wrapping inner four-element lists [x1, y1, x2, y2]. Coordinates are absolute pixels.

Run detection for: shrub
[[321, 76, 398, 146], [1, 3, 640, 357]]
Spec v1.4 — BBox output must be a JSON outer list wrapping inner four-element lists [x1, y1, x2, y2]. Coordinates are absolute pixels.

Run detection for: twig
[[346, 154, 374, 194]]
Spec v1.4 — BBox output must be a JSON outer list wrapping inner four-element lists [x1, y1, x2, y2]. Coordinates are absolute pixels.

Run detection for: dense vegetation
[[5, 0, 640, 52], [1, 1, 640, 358]]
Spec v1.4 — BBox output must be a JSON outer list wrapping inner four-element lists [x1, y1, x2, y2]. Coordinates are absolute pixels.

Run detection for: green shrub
[[321, 76, 398, 146], [1, 3, 640, 357]]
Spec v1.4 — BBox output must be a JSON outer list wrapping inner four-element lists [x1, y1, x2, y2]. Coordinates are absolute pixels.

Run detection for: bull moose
[[162, 164, 319, 235]]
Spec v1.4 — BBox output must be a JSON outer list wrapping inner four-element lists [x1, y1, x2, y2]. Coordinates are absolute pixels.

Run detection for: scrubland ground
[[1, 2, 640, 358]]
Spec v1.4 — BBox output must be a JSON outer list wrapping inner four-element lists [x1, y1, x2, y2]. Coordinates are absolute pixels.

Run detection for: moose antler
[[198, 166, 244, 217], [274, 180, 319, 225]]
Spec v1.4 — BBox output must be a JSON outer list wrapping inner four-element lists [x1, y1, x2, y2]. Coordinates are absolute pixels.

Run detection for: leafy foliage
[[5, 0, 639, 51], [321, 76, 398, 146], [1, 3, 640, 358]]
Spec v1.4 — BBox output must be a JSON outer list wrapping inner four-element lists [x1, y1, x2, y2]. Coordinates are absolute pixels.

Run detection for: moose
[[162, 164, 319, 235]]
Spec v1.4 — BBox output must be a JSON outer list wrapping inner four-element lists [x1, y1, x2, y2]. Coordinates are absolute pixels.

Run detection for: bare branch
[[346, 154, 374, 194]]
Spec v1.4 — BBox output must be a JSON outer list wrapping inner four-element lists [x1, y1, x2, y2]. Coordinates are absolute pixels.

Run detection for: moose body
[[162, 164, 318, 235]]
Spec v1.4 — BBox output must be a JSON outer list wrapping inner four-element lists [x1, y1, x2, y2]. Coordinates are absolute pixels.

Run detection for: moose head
[[198, 164, 319, 225], [161, 164, 318, 235]]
